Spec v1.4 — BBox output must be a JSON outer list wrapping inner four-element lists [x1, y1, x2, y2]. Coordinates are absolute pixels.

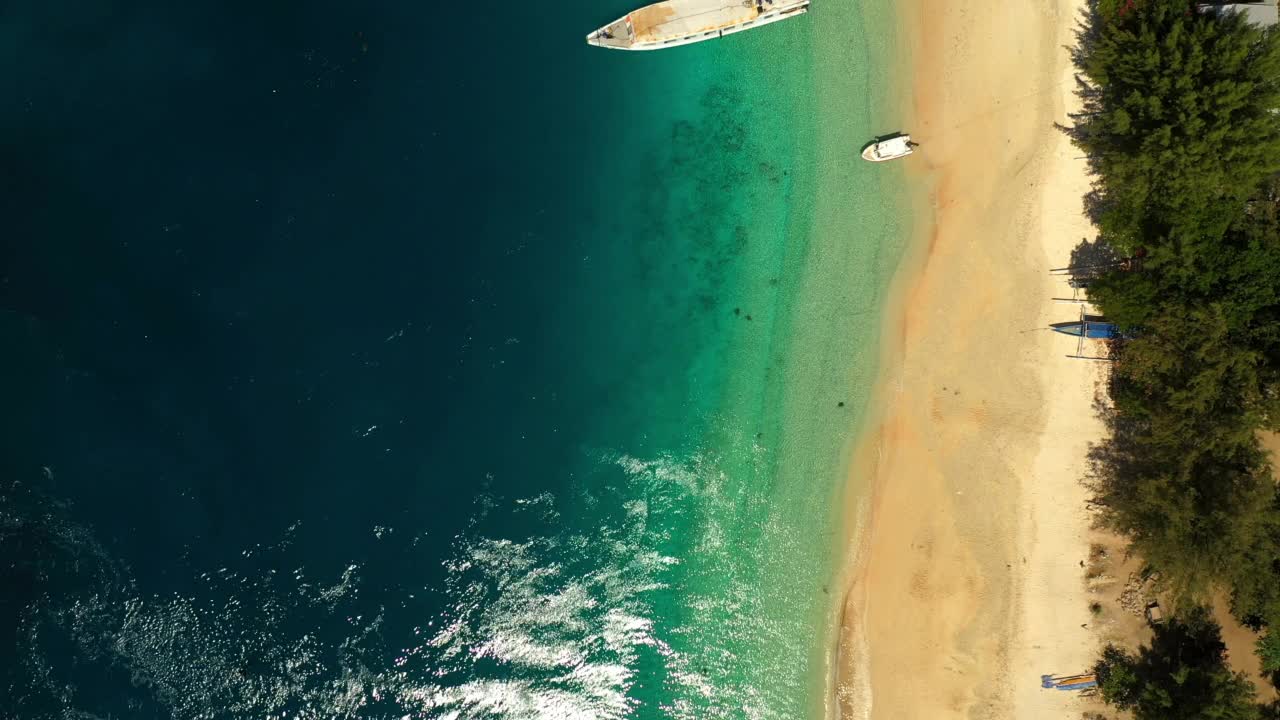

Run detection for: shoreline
[[829, 0, 1100, 717]]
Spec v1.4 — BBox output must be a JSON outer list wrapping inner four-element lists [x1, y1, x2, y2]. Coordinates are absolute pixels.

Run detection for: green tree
[[1258, 628, 1280, 675], [1227, 521, 1280, 627], [1091, 427, 1276, 600], [1094, 608, 1260, 719], [1114, 307, 1269, 432], [1073, 0, 1280, 240], [1089, 193, 1280, 343], [1071, 0, 1280, 688]]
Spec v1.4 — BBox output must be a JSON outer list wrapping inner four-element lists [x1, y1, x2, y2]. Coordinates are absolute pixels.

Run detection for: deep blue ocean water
[[1, 1, 905, 717]]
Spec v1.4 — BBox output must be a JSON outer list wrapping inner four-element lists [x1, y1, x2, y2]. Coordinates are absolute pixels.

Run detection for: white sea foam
[[13, 445, 820, 719]]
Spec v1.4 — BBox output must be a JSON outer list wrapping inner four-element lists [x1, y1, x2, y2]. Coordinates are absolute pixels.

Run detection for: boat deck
[[629, 0, 759, 41], [586, 0, 807, 50]]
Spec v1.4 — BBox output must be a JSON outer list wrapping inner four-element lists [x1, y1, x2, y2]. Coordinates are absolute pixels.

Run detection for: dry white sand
[[831, 0, 1104, 717]]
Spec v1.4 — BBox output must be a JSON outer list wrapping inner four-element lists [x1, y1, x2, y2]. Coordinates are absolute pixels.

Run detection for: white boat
[[586, 0, 810, 51], [861, 134, 916, 162]]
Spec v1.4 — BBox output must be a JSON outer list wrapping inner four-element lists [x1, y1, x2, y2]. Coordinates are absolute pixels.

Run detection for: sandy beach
[[831, 0, 1105, 717]]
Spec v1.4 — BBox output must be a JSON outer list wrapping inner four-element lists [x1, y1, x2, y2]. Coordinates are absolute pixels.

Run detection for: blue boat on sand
[[1051, 312, 1120, 360], [1050, 318, 1119, 339]]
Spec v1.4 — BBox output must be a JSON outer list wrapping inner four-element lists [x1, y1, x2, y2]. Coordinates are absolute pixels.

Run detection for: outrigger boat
[[586, 0, 810, 50], [1051, 308, 1119, 361], [1052, 318, 1118, 339], [1041, 673, 1098, 691], [861, 134, 916, 162]]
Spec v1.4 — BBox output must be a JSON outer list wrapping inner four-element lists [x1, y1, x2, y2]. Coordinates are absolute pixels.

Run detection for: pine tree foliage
[[1073, 0, 1280, 239], [1071, 1, 1280, 702], [1095, 608, 1260, 720], [1091, 424, 1275, 599], [1259, 628, 1280, 674]]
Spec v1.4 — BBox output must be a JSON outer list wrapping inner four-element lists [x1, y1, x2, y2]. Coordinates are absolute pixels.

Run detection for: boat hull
[[587, 0, 809, 50], [861, 134, 914, 162], [861, 146, 913, 162], [1050, 321, 1119, 339]]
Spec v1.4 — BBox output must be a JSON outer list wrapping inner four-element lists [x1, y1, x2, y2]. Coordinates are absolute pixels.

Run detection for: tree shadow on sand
[[1054, 0, 1109, 225], [1066, 237, 1121, 279]]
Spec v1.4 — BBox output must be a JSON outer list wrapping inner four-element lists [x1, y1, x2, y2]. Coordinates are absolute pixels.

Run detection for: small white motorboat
[[861, 134, 916, 162]]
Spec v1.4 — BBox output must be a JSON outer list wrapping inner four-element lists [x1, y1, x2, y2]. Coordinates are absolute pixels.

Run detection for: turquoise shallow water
[[0, 0, 906, 717]]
